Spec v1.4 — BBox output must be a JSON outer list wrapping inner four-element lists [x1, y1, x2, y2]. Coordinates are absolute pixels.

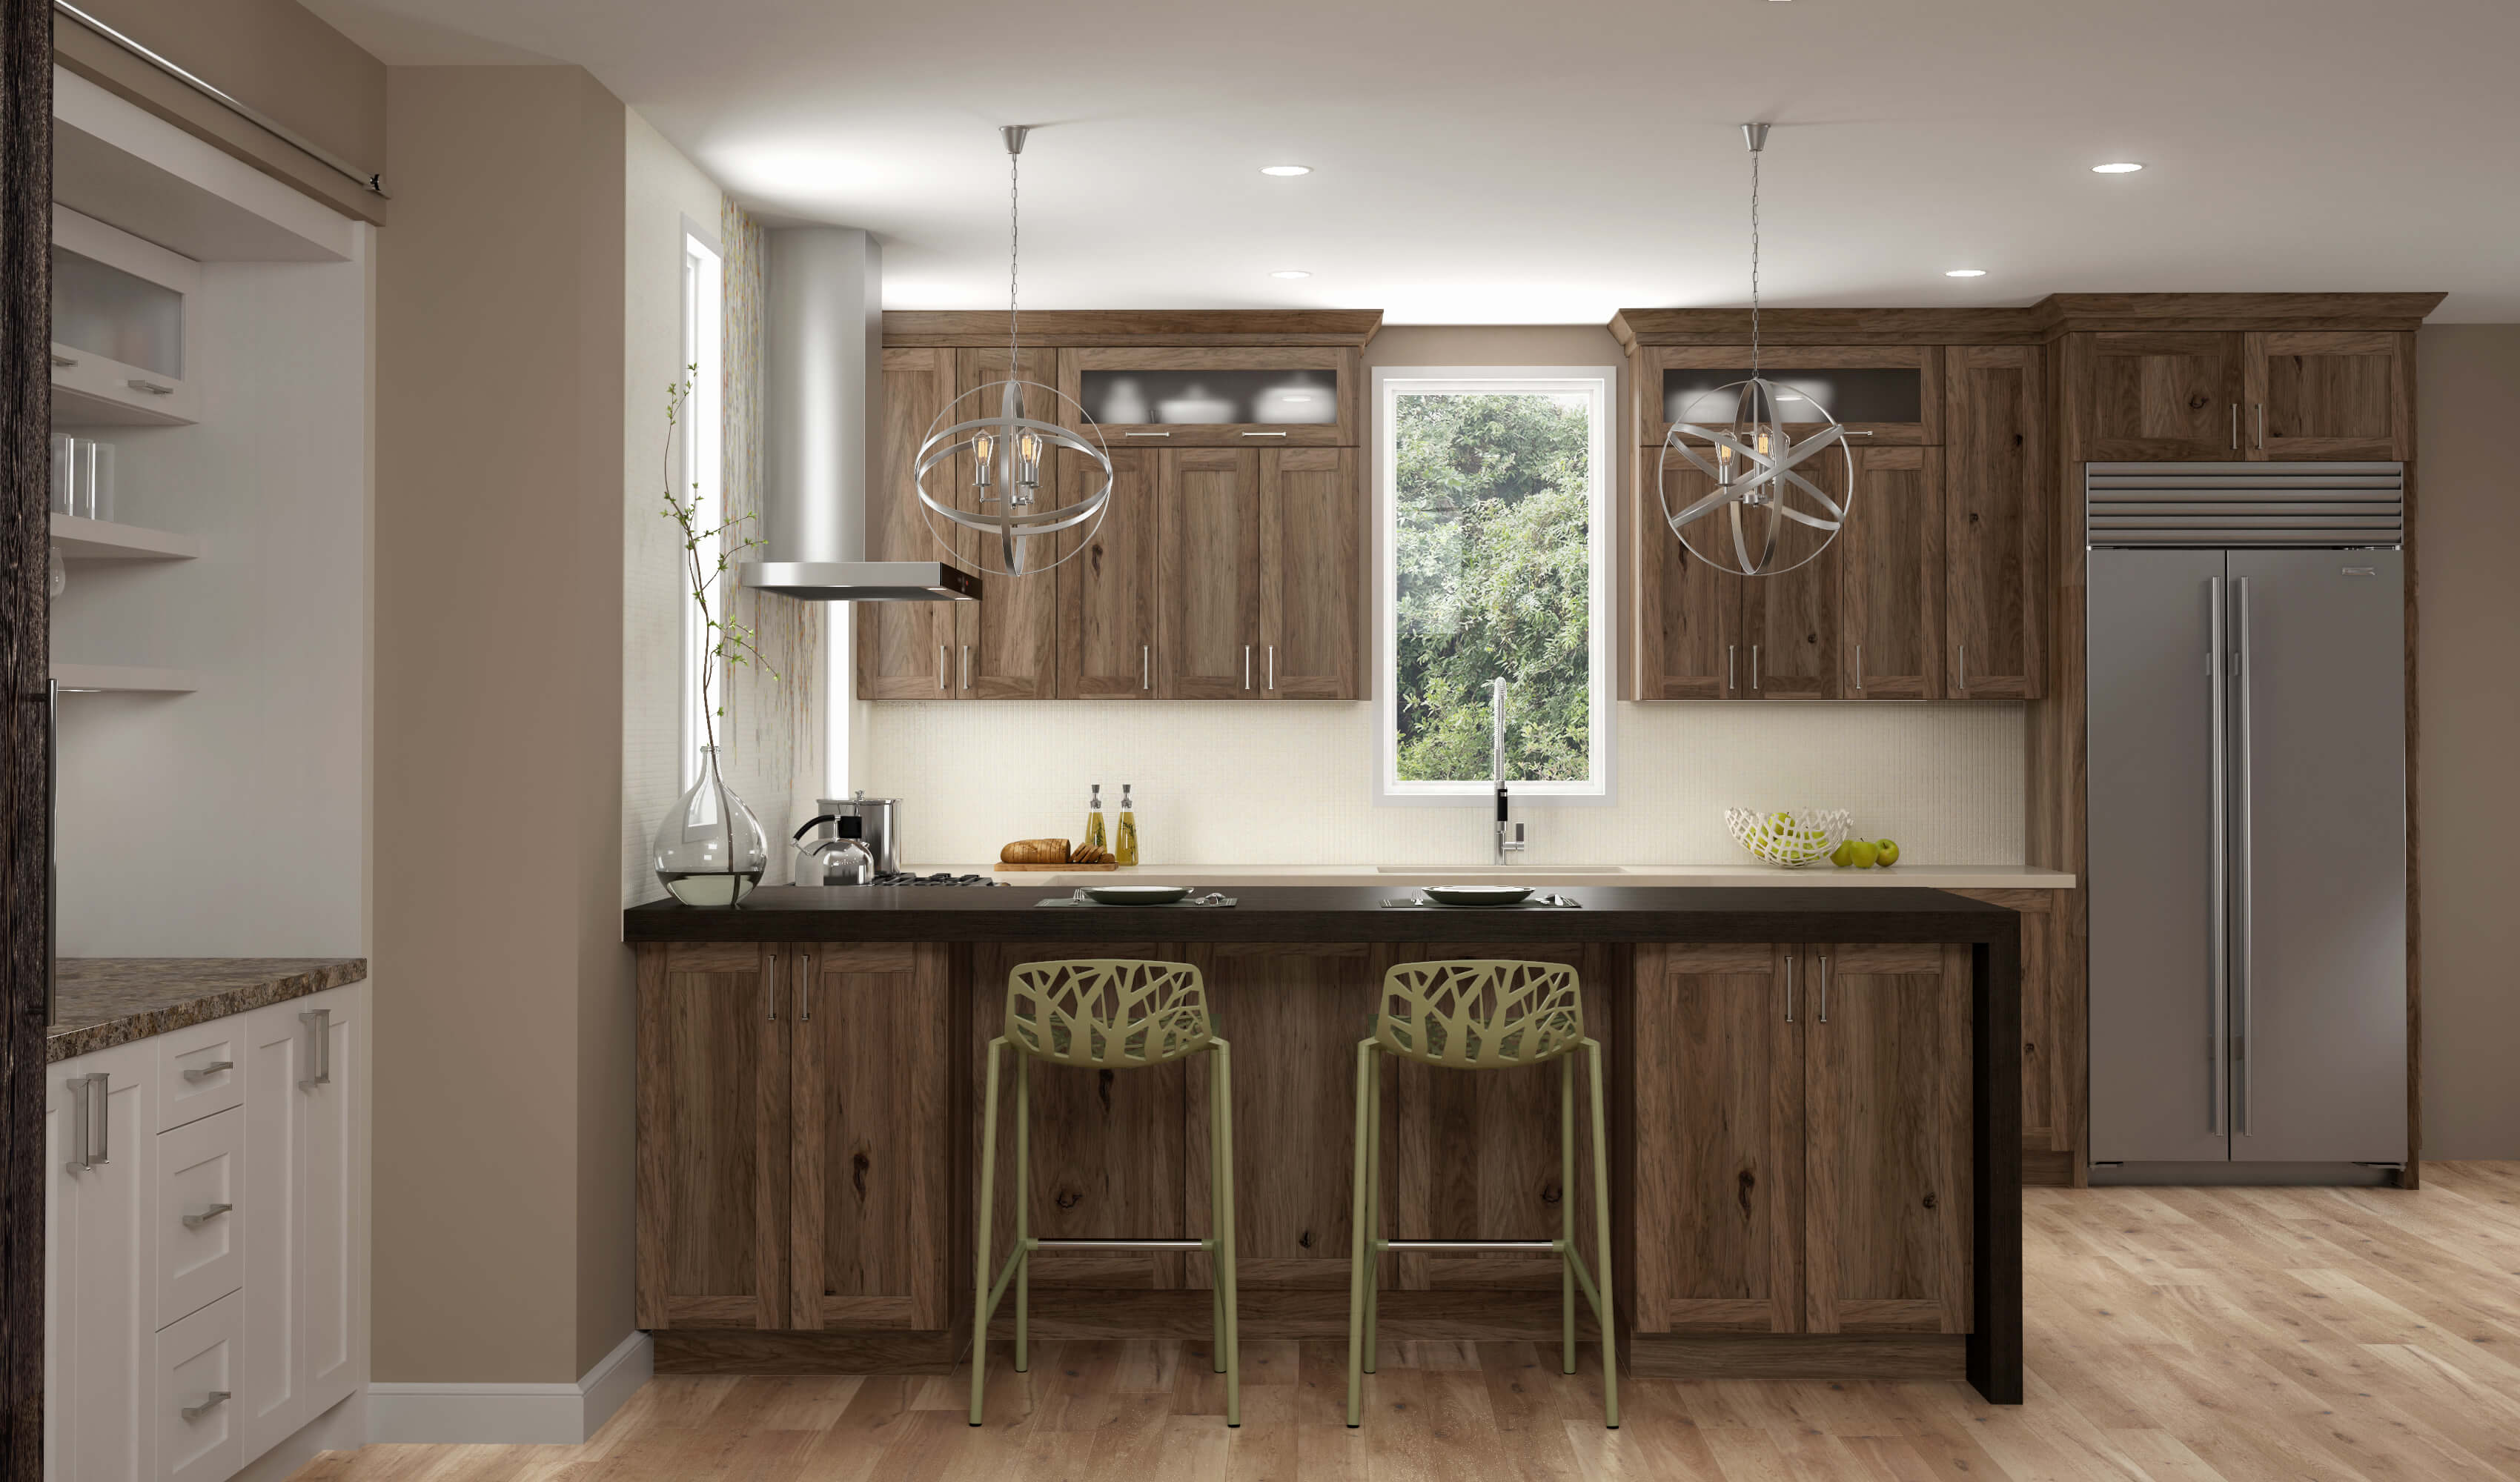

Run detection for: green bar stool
[[971, 958, 1241, 1427], [1346, 958, 1617, 1429]]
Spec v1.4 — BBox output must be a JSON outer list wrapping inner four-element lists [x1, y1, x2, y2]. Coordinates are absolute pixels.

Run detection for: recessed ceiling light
[[1259, 165, 1311, 177], [2091, 162, 2144, 174], [1945, 268, 1987, 278], [1270, 270, 1312, 279]]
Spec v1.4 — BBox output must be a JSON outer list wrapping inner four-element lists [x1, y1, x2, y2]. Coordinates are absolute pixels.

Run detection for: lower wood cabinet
[[1629, 943, 1972, 1338], [634, 942, 961, 1336]]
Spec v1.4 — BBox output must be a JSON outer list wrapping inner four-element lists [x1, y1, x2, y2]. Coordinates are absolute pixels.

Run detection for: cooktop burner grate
[[866, 871, 1008, 888]]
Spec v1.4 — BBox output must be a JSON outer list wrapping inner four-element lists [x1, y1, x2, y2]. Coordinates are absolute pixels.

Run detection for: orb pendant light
[[915, 126, 1113, 577], [1657, 123, 1863, 578]]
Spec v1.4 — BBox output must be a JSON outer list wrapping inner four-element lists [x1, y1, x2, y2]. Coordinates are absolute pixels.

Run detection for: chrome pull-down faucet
[[1493, 677, 1525, 865]]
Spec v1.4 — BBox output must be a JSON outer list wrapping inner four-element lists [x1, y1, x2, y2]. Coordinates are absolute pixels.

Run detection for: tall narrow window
[[1373, 367, 1616, 803], [680, 227, 724, 786]]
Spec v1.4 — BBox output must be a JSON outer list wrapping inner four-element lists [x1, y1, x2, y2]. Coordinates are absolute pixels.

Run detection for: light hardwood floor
[[299, 1163, 2520, 1481]]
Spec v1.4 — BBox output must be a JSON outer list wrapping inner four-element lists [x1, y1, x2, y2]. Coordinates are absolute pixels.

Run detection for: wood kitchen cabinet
[[858, 347, 959, 699], [1637, 345, 1941, 448], [636, 942, 961, 1340], [1630, 943, 1972, 1339], [1258, 446, 1362, 698], [2068, 331, 2245, 461], [949, 347, 1061, 698], [1839, 446, 1946, 700], [2244, 330, 2408, 459], [1945, 345, 2046, 698], [1058, 345, 1359, 447], [1159, 448, 1262, 699], [1631, 458, 1742, 700], [1056, 448, 1159, 698]]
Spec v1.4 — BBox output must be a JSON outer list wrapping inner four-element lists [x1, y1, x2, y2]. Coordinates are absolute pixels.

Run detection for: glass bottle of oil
[[1115, 783, 1140, 865], [1082, 783, 1108, 856]]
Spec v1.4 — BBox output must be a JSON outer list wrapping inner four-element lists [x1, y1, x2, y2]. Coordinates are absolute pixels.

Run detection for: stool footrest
[[1380, 1238, 1562, 1252], [1031, 1237, 1211, 1252]]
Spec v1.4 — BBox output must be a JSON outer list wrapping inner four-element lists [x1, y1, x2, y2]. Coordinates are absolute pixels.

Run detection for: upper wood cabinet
[[1630, 943, 1972, 1338], [1160, 448, 1262, 699], [1638, 345, 1942, 448], [1737, 506, 1843, 700], [949, 348, 1061, 699], [636, 942, 960, 1339], [1056, 448, 1160, 698], [2069, 331, 2244, 461], [1058, 347, 1359, 447], [2244, 331, 2408, 459], [1259, 447, 1362, 698], [1945, 346, 2047, 699], [1839, 445, 1946, 700], [858, 348, 958, 700], [1631, 456, 1742, 700]]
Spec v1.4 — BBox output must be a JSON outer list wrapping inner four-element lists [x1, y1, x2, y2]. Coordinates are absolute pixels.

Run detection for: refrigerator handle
[[2232, 576, 2254, 1138], [2207, 578, 2226, 1137]]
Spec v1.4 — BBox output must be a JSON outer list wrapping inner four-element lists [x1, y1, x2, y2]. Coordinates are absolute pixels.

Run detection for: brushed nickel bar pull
[[299, 1009, 331, 1089], [961, 645, 972, 691], [93, 1072, 109, 1164], [181, 1392, 230, 1422], [65, 1074, 96, 1172], [798, 953, 812, 1023], [1239, 431, 1289, 437], [1243, 645, 1252, 690], [938, 644, 948, 691], [2230, 403, 2239, 451], [2233, 576, 2255, 1137], [1385, 1238, 1559, 1252], [767, 950, 779, 1020], [1031, 1237, 1207, 1251], [182, 1061, 233, 1082], [182, 1203, 233, 1230], [1122, 430, 1172, 437], [1728, 645, 1737, 691], [1751, 645, 1760, 691], [1817, 955, 1831, 1024], [1854, 645, 1863, 693], [1142, 645, 1150, 691], [126, 378, 174, 396], [1957, 645, 1967, 692], [2255, 402, 2267, 451], [2207, 574, 2229, 1135], [1783, 955, 1795, 1024], [50, 352, 75, 368], [1267, 645, 1275, 691]]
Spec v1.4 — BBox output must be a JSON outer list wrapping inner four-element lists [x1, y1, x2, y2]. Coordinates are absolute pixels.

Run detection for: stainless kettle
[[793, 813, 873, 886]]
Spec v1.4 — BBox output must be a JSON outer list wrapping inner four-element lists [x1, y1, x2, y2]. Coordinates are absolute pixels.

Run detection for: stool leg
[[1013, 1049, 1030, 1375], [1344, 1040, 1373, 1427], [1588, 1039, 1619, 1429], [1561, 1051, 1576, 1376], [1215, 1039, 1241, 1427], [1207, 1050, 1225, 1375], [1362, 1046, 1380, 1372], [970, 1038, 1003, 1426]]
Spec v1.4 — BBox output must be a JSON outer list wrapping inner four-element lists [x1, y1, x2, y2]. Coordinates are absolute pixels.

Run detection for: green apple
[[1875, 839, 1900, 867], [1831, 840, 1857, 868], [1846, 840, 1879, 869]]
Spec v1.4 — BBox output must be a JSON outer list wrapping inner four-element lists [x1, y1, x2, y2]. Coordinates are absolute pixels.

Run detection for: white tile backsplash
[[862, 700, 2023, 869]]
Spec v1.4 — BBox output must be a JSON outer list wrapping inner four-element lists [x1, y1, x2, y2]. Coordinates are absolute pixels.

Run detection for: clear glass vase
[[652, 746, 769, 906]]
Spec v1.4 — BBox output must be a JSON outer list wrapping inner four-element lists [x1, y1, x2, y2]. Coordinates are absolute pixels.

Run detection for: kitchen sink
[[1374, 865, 1629, 874]]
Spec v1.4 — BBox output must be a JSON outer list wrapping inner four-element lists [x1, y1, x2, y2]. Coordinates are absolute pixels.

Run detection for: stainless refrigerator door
[[2089, 548, 2231, 1163], [2227, 551, 2407, 1163]]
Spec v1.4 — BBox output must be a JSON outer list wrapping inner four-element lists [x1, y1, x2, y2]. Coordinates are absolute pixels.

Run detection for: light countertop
[[963, 863, 2075, 890]]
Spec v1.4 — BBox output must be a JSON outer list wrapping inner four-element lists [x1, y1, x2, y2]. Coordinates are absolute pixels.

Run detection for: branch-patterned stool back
[[1006, 959, 1213, 1069], [1374, 959, 1585, 1069]]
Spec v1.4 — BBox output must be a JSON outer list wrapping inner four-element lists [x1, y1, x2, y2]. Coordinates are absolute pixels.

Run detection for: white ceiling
[[304, 0, 2520, 322]]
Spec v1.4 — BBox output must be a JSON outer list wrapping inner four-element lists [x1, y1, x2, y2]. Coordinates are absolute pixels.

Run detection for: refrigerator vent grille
[[2085, 462, 2403, 548]]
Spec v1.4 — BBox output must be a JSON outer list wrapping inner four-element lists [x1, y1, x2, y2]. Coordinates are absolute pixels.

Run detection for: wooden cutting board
[[994, 861, 1121, 872]]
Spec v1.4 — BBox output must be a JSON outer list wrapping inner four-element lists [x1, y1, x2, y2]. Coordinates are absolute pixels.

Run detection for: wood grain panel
[[1157, 449, 1261, 698], [952, 348, 1059, 698], [635, 943, 787, 1330], [1628, 1332, 1965, 1381], [2074, 331, 2243, 461], [1839, 445, 1944, 700], [1631, 454, 1740, 700], [1804, 943, 1970, 1335], [1053, 345, 1356, 445], [1940, 889, 2069, 1161], [791, 942, 955, 1332], [1738, 465, 1844, 700], [651, 1329, 958, 1375], [1946, 345, 2048, 699], [1055, 448, 1158, 698], [857, 348, 958, 697], [969, 942, 1189, 1289], [2244, 330, 2405, 459], [1629, 944, 1800, 1334], [1257, 447, 1361, 698]]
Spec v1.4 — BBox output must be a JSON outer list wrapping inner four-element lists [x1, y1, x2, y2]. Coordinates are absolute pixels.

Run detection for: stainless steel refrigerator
[[2086, 462, 2407, 1180]]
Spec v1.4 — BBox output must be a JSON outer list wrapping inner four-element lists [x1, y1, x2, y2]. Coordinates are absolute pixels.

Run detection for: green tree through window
[[1393, 391, 1594, 782]]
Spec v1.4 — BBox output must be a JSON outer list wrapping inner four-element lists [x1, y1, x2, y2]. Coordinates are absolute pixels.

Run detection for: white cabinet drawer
[[156, 1291, 243, 1482], [157, 1108, 243, 1330], [158, 1018, 247, 1132]]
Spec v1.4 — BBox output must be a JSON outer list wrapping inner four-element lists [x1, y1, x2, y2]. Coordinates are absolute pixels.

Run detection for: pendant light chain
[[1748, 144, 1762, 376], [1007, 144, 1021, 371]]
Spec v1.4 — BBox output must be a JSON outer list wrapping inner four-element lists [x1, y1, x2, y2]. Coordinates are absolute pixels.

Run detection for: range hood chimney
[[740, 227, 978, 602]]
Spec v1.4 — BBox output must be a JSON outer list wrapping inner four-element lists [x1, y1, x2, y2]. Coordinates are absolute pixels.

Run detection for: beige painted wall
[[2415, 325, 2520, 1160], [374, 64, 627, 1385], [57, 0, 387, 222]]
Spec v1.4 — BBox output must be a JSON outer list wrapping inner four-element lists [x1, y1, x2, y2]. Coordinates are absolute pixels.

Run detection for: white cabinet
[[49, 205, 202, 427], [47, 980, 368, 1482], [48, 1037, 158, 1481]]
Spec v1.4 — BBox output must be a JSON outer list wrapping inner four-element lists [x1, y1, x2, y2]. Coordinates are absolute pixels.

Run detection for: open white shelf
[[51, 513, 202, 562], [50, 663, 197, 694]]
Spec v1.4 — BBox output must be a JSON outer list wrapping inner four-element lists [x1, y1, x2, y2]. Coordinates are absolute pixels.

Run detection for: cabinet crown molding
[[1610, 293, 2449, 349], [882, 309, 1383, 348]]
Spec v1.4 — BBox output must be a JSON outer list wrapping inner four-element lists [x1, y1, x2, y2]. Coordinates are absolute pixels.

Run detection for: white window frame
[[1372, 365, 1619, 807], [679, 222, 725, 788]]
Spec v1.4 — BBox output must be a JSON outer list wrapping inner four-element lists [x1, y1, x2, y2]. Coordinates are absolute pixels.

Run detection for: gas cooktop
[[866, 871, 1009, 888]]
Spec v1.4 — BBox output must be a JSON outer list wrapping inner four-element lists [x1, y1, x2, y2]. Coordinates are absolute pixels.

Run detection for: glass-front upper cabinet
[[1638, 345, 1939, 448], [50, 206, 201, 427], [1058, 347, 1359, 446]]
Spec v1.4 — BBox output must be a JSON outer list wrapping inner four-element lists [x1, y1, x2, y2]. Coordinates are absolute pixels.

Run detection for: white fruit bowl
[[1725, 808, 1854, 868]]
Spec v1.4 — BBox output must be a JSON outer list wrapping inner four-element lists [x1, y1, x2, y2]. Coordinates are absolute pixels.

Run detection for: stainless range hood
[[739, 227, 978, 602]]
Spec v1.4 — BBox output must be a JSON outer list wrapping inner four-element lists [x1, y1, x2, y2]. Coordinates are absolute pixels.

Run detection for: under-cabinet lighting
[[1259, 164, 1311, 176], [2092, 162, 2144, 173], [1270, 269, 1312, 279], [1945, 268, 1988, 277]]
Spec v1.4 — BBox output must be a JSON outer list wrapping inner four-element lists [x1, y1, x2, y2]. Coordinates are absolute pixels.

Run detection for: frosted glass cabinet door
[[47, 210, 202, 427]]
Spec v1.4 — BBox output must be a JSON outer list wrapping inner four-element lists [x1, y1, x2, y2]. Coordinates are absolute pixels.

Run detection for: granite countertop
[[50, 958, 370, 1063]]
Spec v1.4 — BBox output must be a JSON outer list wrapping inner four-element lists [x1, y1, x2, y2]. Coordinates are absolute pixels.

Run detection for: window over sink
[[1373, 366, 1616, 805]]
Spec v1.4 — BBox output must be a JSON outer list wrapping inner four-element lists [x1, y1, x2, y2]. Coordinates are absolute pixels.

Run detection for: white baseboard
[[368, 1330, 652, 1444]]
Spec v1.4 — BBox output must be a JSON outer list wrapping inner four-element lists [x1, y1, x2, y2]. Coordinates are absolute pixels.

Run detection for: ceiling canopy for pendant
[[1657, 123, 1865, 579], [915, 126, 1113, 578]]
